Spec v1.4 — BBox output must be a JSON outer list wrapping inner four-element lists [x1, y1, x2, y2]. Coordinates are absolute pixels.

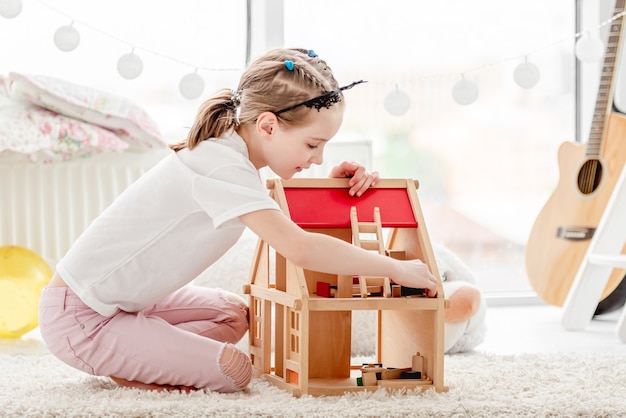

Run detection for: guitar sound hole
[[577, 159, 603, 195]]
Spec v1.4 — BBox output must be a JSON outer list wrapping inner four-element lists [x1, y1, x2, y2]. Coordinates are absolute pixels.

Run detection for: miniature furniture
[[562, 165, 626, 341], [244, 178, 448, 396]]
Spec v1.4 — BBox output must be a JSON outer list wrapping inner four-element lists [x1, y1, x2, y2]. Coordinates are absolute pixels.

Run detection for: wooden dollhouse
[[243, 178, 448, 396]]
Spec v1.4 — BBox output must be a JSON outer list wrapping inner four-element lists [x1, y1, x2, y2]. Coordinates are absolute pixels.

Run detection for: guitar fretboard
[[587, 0, 626, 158]]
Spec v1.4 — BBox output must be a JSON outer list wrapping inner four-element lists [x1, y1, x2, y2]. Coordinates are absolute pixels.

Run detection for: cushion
[[0, 95, 129, 163], [3, 72, 166, 150]]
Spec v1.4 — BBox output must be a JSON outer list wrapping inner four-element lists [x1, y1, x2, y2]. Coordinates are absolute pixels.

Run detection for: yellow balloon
[[0, 246, 52, 338]]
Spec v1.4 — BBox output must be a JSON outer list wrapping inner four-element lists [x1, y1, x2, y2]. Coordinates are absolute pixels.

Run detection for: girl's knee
[[220, 290, 247, 306], [220, 290, 249, 331], [218, 344, 252, 391]]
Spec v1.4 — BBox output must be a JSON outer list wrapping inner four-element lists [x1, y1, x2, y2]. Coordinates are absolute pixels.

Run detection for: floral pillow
[[0, 95, 129, 163], [4, 72, 166, 151]]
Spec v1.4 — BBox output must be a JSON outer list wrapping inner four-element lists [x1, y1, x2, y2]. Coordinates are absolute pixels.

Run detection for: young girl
[[38, 48, 438, 393]]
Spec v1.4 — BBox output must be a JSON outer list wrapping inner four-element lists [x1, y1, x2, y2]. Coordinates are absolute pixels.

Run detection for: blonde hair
[[170, 48, 340, 151]]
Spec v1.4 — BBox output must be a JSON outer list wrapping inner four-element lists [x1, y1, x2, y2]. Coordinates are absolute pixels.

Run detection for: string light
[[117, 49, 143, 80], [53, 21, 80, 52], [9, 0, 242, 94], [574, 9, 626, 64], [2, 1, 626, 107], [575, 32, 604, 62], [0, 0, 22, 18], [451, 75, 479, 106], [383, 85, 411, 116], [513, 57, 540, 89], [179, 70, 205, 100]]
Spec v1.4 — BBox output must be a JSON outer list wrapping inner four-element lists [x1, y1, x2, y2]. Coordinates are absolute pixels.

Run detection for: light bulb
[[53, 24, 80, 52], [575, 35, 604, 62], [117, 51, 143, 80], [179, 72, 205, 100], [513, 61, 540, 89], [383, 87, 411, 116], [452, 78, 478, 105], [0, 0, 22, 18]]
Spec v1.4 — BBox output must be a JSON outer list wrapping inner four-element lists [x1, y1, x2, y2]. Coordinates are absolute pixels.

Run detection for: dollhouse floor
[[2, 299, 625, 356]]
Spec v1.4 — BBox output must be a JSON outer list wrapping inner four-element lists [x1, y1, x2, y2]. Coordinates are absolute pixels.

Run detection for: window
[[283, 0, 576, 296]]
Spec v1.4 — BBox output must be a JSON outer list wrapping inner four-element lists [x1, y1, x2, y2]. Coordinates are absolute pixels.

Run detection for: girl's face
[[260, 104, 344, 179]]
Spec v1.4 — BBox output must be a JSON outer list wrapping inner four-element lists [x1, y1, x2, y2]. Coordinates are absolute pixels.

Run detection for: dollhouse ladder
[[561, 164, 626, 341], [350, 206, 392, 298]]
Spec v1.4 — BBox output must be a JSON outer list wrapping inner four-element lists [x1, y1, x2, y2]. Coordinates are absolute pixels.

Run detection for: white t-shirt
[[57, 131, 280, 316]]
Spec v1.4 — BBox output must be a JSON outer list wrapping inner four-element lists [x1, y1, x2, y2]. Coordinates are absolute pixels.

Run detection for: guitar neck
[[587, 0, 626, 158]]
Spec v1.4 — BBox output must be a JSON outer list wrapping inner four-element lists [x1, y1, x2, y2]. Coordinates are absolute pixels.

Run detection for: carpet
[[2, 352, 626, 417]]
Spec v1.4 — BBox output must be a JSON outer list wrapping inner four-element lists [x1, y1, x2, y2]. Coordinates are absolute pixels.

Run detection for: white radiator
[[0, 150, 169, 269]]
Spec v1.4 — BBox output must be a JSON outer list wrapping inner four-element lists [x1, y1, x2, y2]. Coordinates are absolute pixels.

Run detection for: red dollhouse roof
[[284, 187, 417, 228]]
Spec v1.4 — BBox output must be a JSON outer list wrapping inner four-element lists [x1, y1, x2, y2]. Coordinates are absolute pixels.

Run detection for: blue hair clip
[[284, 60, 294, 71], [307, 49, 318, 58]]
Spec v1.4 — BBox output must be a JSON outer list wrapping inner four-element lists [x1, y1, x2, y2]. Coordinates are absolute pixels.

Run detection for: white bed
[[0, 72, 170, 268]]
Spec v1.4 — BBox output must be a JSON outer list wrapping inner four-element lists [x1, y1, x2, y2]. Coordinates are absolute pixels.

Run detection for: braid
[[292, 64, 327, 93], [288, 48, 339, 93]]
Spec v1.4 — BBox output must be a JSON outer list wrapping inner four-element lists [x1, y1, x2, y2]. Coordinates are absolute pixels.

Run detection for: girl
[[38, 48, 438, 393]]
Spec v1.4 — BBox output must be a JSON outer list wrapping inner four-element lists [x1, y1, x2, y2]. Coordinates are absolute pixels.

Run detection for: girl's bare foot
[[110, 376, 197, 393]]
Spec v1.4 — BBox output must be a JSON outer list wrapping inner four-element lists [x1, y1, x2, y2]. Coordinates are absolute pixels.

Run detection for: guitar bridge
[[556, 226, 595, 241]]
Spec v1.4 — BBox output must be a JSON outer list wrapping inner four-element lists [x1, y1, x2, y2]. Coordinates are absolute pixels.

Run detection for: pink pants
[[38, 285, 251, 392]]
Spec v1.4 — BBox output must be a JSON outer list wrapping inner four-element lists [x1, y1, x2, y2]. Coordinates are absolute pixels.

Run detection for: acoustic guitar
[[526, 0, 626, 307]]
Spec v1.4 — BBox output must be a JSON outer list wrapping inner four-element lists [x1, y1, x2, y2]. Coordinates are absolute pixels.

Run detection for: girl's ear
[[256, 112, 277, 137]]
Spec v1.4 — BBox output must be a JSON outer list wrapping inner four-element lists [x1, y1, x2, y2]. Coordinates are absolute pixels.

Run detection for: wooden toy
[[358, 352, 426, 387], [244, 178, 448, 396]]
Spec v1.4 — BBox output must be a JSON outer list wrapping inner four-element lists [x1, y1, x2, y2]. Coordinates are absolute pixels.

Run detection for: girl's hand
[[395, 259, 439, 298], [328, 161, 380, 197]]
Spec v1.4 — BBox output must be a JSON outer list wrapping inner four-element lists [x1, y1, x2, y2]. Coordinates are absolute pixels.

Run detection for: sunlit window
[[284, 0, 576, 295]]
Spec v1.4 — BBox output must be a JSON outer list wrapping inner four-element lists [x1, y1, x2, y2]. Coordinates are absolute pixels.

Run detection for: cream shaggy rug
[[1, 352, 626, 417]]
